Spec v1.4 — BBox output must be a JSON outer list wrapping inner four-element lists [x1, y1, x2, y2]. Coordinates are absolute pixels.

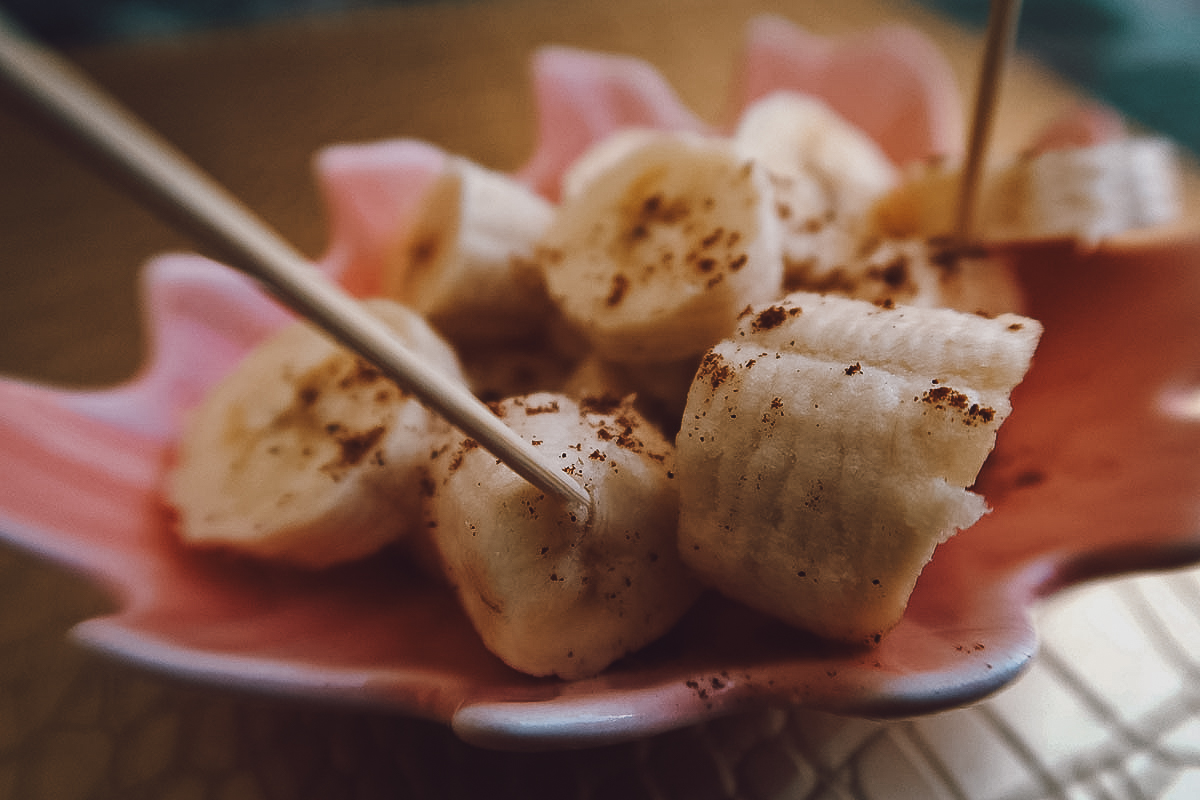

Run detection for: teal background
[[923, 0, 1199, 156], [2, 0, 1197, 154]]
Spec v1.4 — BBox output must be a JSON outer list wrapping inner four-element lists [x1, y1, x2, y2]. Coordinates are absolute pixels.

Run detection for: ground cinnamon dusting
[[323, 424, 386, 475], [699, 351, 733, 390], [524, 399, 561, 415], [448, 438, 479, 473], [750, 304, 801, 333], [919, 386, 995, 425], [606, 274, 630, 307]]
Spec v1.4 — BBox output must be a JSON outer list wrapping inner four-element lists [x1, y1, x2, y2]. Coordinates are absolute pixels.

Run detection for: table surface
[[2, 1, 1200, 798]]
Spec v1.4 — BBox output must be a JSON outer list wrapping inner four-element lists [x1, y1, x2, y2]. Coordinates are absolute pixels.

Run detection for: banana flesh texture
[[872, 137, 1181, 245], [733, 92, 899, 288], [168, 299, 466, 569], [427, 392, 700, 679], [676, 292, 1042, 642], [538, 131, 784, 364], [384, 156, 557, 344]]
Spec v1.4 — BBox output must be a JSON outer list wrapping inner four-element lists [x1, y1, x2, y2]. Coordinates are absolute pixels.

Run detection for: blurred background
[[1, 3, 1199, 799], [3, 0, 1199, 156]]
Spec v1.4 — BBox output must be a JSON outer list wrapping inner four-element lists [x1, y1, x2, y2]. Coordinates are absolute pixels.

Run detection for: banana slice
[[872, 137, 1181, 245], [996, 137, 1180, 243], [383, 156, 557, 343], [676, 292, 1041, 642], [168, 299, 466, 569], [733, 92, 898, 284], [427, 392, 700, 679], [538, 131, 784, 363]]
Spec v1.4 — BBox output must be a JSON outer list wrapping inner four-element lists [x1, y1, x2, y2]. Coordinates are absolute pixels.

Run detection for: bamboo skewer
[[0, 13, 592, 513], [955, 0, 1023, 245]]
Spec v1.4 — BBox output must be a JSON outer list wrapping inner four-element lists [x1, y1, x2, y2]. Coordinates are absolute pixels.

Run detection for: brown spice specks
[[448, 438, 480, 473], [874, 257, 909, 289], [749, 304, 802, 333], [698, 351, 733, 390], [919, 386, 996, 425], [524, 399, 561, 415], [606, 274, 630, 307], [700, 227, 725, 249], [321, 425, 385, 477], [338, 358, 386, 391]]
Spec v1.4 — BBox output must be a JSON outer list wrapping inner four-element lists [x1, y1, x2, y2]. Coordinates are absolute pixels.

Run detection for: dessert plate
[[1, 17, 1198, 751]]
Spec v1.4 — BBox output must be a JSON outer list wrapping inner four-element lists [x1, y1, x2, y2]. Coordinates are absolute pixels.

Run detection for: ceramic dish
[[1, 16, 1199, 751]]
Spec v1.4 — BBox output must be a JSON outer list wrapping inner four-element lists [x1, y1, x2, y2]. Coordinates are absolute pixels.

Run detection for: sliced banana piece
[[733, 92, 898, 284], [168, 299, 466, 569], [731, 292, 1040, 407], [538, 131, 784, 363], [995, 137, 1180, 243], [676, 292, 1041, 642], [872, 137, 1181, 245], [428, 392, 700, 679], [383, 156, 557, 343]]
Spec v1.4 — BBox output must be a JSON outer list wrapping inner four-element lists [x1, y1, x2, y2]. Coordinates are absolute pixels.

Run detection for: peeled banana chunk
[[871, 136, 1181, 245], [733, 92, 898, 285], [732, 291, 1041, 392], [1002, 137, 1181, 244], [384, 156, 558, 344], [427, 392, 700, 679], [538, 131, 784, 364], [676, 292, 1041, 642], [169, 299, 466, 569]]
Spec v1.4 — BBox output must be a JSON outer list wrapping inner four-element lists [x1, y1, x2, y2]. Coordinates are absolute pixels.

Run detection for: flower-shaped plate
[[1, 16, 1198, 750]]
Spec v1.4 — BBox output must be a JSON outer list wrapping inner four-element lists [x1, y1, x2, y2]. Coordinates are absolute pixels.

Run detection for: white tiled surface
[[1, 544, 1198, 799]]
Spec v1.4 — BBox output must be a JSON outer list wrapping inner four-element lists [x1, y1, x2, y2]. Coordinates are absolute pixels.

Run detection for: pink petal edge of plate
[[1, 16, 1199, 751]]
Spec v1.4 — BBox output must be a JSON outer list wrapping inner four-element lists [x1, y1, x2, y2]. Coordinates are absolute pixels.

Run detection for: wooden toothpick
[[955, 0, 1023, 245], [0, 12, 593, 514]]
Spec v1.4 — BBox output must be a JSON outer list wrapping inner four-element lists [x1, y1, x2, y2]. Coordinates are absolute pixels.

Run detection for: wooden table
[[2, 2, 1198, 798]]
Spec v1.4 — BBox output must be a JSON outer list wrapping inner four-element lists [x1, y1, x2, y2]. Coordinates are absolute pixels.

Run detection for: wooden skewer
[[954, 0, 1023, 244], [0, 13, 593, 513]]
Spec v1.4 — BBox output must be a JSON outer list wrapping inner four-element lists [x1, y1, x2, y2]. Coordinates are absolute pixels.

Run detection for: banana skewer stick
[[955, 0, 1022, 245], [0, 14, 591, 514]]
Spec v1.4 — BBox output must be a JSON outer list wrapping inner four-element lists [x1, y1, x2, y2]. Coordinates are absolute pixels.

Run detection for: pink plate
[[2, 17, 1199, 751]]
